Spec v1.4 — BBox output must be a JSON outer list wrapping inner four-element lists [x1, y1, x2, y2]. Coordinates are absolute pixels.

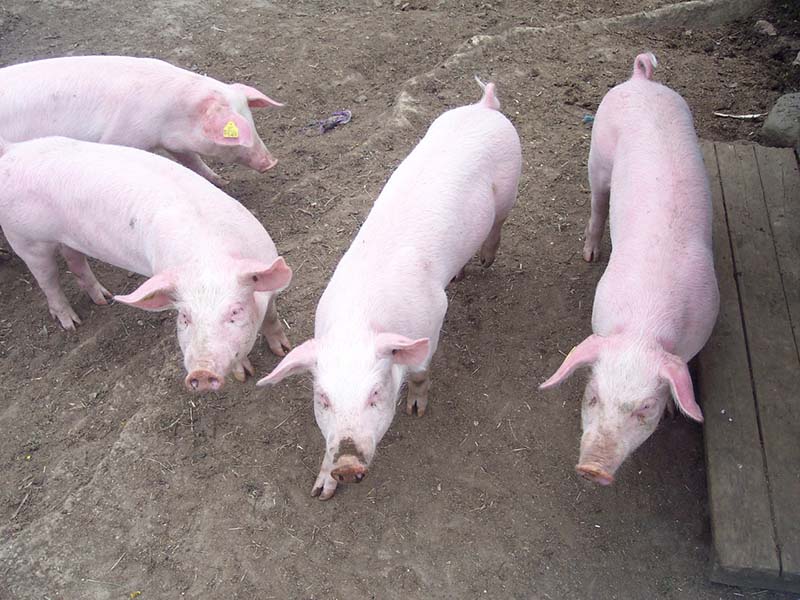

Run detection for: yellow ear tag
[[222, 120, 239, 138]]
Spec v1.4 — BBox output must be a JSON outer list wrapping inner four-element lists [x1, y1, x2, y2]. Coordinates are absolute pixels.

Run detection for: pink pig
[[257, 80, 522, 500], [540, 53, 719, 485], [0, 55, 283, 185], [0, 136, 292, 391]]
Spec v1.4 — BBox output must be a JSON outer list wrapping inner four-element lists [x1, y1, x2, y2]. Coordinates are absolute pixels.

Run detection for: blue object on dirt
[[582, 114, 595, 125]]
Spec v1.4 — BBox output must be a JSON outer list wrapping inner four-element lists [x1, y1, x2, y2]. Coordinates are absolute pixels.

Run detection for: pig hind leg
[[261, 296, 291, 356], [169, 151, 228, 187], [7, 235, 80, 329], [60, 246, 112, 305], [480, 176, 517, 268], [406, 369, 431, 417], [583, 153, 611, 262]]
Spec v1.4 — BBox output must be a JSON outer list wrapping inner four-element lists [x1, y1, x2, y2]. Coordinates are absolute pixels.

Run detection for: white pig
[[0, 136, 292, 391], [0, 55, 283, 185], [539, 53, 719, 485], [257, 80, 522, 500]]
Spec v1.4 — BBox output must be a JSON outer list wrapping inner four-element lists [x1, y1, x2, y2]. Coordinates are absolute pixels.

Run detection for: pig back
[[351, 104, 520, 285], [0, 56, 192, 146], [591, 83, 718, 358], [0, 136, 276, 276]]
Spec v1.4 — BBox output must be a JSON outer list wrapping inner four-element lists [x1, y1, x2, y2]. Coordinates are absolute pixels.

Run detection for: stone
[[754, 19, 777, 36], [761, 93, 800, 148]]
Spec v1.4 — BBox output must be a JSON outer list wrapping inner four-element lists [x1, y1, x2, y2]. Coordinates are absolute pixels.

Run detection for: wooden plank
[[716, 142, 800, 588], [697, 141, 780, 586], [754, 146, 800, 357]]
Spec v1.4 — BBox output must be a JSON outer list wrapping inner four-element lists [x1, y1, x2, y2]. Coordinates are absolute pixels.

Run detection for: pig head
[[115, 256, 292, 392], [540, 334, 702, 485], [257, 332, 430, 500], [164, 82, 282, 174]]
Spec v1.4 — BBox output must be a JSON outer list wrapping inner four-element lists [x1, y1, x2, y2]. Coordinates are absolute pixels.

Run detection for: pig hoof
[[451, 267, 466, 283], [232, 357, 254, 382], [266, 331, 292, 357], [51, 306, 81, 330], [582, 245, 601, 262], [311, 474, 337, 500], [405, 397, 428, 417], [582, 230, 601, 262], [232, 365, 247, 382], [88, 284, 113, 305], [242, 357, 254, 377], [210, 174, 229, 187]]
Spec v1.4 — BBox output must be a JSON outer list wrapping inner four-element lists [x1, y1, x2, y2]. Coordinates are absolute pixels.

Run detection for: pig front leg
[[583, 158, 611, 262], [261, 297, 291, 357], [169, 151, 229, 187], [406, 369, 431, 417], [8, 236, 81, 329], [60, 246, 112, 305], [311, 452, 338, 500]]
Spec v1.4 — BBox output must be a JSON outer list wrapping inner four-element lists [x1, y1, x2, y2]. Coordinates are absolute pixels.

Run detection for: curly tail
[[474, 76, 501, 110], [632, 52, 658, 80]]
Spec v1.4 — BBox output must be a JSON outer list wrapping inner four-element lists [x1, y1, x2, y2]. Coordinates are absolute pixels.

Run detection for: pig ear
[[202, 104, 254, 146], [659, 354, 703, 423], [257, 339, 317, 386], [375, 333, 430, 367], [539, 334, 604, 389], [114, 272, 176, 311], [237, 257, 292, 293], [230, 83, 285, 108]]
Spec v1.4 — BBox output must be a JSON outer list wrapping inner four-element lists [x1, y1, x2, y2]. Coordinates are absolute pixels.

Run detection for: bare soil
[[1, 1, 798, 599]]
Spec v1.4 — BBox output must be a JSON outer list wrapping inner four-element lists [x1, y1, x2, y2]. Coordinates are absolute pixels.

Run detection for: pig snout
[[330, 461, 368, 484], [575, 463, 615, 486], [577, 433, 620, 485], [247, 147, 277, 172], [185, 368, 225, 392], [329, 437, 370, 484]]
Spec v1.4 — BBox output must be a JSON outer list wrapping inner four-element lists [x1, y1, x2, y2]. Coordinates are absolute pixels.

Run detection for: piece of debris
[[793, 50, 800, 67], [582, 114, 595, 125], [305, 110, 352, 134], [713, 111, 767, 120], [753, 19, 777, 36]]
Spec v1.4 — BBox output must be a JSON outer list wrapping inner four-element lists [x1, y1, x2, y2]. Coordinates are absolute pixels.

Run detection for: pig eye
[[633, 400, 657, 422], [587, 396, 598, 407], [316, 393, 330, 409]]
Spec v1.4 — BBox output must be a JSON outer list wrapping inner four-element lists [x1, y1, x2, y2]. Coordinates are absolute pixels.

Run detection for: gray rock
[[793, 50, 800, 67], [753, 19, 777, 36], [761, 93, 800, 148]]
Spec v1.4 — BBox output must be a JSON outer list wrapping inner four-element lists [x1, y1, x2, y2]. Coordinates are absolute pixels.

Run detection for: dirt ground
[[1, 1, 799, 599]]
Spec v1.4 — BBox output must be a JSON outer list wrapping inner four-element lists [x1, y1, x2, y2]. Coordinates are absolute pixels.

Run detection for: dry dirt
[[1, 1, 799, 599]]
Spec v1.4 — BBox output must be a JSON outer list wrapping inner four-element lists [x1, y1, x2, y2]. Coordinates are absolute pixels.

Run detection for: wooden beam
[[716, 142, 800, 588], [697, 141, 780, 587]]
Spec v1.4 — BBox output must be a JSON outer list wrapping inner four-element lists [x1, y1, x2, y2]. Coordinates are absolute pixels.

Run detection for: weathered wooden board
[[700, 141, 800, 593], [753, 146, 800, 356], [747, 145, 800, 586], [697, 141, 780, 587]]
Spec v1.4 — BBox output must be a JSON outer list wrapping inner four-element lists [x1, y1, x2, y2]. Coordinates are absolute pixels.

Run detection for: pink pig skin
[[0, 55, 283, 185], [257, 80, 522, 500], [0, 136, 292, 392], [540, 53, 719, 485]]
